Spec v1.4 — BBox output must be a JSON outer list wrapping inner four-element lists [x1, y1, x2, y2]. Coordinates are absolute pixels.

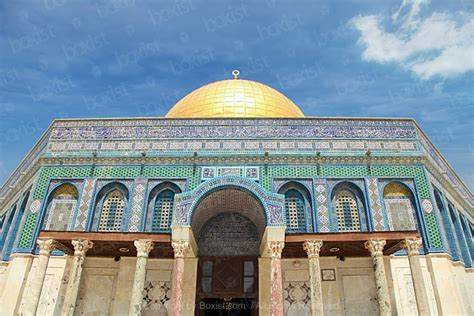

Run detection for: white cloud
[[392, 0, 430, 28], [350, 1, 474, 79]]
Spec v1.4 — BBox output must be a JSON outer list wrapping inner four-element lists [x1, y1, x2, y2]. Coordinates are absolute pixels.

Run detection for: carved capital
[[303, 240, 323, 258], [37, 238, 56, 256], [72, 239, 93, 256], [364, 238, 386, 257], [402, 237, 422, 256], [134, 239, 154, 258], [268, 241, 285, 258], [171, 240, 189, 258]]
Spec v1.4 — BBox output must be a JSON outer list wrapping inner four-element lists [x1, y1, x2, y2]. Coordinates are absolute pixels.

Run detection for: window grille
[[284, 190, 306, 233], [99, 190, 125, 232], [335, 190, 360, 231], [152, 190, 174, 232]]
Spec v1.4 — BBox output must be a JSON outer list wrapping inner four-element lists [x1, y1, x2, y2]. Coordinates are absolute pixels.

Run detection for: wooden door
[[196, 257, 258, 315]]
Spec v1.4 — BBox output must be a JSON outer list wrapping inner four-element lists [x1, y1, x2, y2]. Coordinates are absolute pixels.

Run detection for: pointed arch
[[331, 181, 368, 232], [382, 181, 418, 231], [146, 182, 182, 232], [278, 182, 312, 233], [43, 183, 79, 231], [92, 182, 129, 232], [1, 190, 30, 260], [0, 205, 17, 252]]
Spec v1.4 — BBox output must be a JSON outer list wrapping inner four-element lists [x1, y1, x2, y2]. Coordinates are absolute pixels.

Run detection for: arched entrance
[[192, 188, 265, 316]]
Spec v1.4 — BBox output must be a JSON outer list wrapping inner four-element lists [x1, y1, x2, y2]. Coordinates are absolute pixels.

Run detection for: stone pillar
[[303, 240, 324, 316], [22, 238, 56, 316], [402, 237, 430, 316], [129, 239, 154, 315], [269, 241, 284, 316], [364, 238, 391, 316], [62, 239, 93, 316], [170, 240, 189, 316]]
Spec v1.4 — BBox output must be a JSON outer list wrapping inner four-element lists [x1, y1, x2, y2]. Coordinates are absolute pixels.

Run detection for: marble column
[[170, 240, 189, 316], [23, 238, 56, 316], [402, 237, 430, 316], [129, 239, 154, 316], [364, 238, 391, 316], [303, 240, 324, 316], [269, 241, 285, 316], [62, 239, 93, 316]]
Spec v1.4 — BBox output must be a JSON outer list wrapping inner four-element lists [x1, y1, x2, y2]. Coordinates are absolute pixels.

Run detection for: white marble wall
[[0, 261, 8, 298], [282, 258, 379, 315], [0, 254, 472, 315], [388, 256, 438, 315]]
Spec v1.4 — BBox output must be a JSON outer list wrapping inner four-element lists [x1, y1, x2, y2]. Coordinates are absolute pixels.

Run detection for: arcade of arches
[[33, 186, 424, 316]]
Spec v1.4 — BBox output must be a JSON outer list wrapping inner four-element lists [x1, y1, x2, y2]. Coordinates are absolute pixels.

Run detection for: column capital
[[303, 240, 323, 258], [402, 237, 423, 256], [134, 239, 154, 258], [171, 240, 190, 258], [37, 238, 56, 256], [364, 238, 386, 257], [268, 241, 285, 258], [72, 239, 93, 256]]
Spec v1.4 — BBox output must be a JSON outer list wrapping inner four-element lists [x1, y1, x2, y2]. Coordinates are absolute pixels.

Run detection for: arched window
[[146, 182, 181, 233], [335, 189, 360, 231], [0, 205, 17, 252], [2, 190, 30, 260], [460, 215, 474, 260], [278, 182, 312, 233], [447, 203, 472, 266], [331, 181, 367, 232], [44, 184, 79, 231], [151, 190, 175, 232], [99, 190, 126, 232], [383, 182, 417, 231], [284, 190, 306, 233], [434, 190, 460, 260]]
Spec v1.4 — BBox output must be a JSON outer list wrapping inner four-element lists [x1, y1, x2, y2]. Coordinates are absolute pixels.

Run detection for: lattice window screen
[[284, 190, 306, 233], [335, 190, 360, 231], [152, 190, 174, 232], [287, 199, 300, 228], [99, 190, 125, 232]]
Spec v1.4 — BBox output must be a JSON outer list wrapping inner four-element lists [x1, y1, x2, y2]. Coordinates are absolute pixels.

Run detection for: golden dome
[[165, 74, 304, 118]]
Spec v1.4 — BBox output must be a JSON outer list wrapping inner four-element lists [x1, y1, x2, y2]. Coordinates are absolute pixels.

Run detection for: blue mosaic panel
[[174, 176, 285, 227]]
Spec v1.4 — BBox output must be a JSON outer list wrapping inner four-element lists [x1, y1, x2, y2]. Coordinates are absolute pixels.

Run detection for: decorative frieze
[[50, 123, 417, 141]]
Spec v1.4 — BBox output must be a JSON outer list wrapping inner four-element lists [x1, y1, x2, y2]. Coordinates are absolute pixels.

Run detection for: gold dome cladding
[[165, 72, 304, 118]]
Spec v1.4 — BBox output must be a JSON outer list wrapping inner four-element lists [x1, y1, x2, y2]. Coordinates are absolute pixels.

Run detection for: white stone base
[[0, 254, 471, 315]]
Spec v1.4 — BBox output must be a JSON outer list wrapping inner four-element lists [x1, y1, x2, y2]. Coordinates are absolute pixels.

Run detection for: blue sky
[[0, 0, 473, 189]]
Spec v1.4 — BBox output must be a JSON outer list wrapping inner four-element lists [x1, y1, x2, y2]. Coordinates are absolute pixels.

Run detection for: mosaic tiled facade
[[314, 179, 330, 232], [367, 178, 385, 231], [0, 117, 471, 267], [129, 179, 147, 232]]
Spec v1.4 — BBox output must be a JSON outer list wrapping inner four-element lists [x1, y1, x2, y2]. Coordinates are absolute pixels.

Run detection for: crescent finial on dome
[[232, 69, 240, 79]]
